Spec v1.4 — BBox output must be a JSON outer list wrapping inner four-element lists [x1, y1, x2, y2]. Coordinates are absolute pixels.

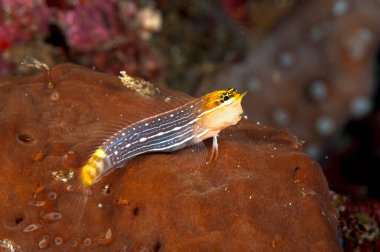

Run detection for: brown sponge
[[0, 64, 341, 251]]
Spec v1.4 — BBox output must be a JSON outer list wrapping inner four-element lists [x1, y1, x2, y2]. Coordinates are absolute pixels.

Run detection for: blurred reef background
[[1, 0, 380, 250]]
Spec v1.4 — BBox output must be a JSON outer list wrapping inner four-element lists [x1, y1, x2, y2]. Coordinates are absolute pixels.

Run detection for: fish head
[[197, 88, 246, 130]]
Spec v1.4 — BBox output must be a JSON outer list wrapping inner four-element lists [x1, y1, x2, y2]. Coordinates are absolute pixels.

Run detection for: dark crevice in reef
[[133, 207, 140, 217], [17, 132, 34, 144], [373, 46, 380, 109], [293, 166, 300, 174], [325, 46, 380, 199], [15, 216, 24, 225], [45, 24, 69, 52], [153, 240, 162, 252]]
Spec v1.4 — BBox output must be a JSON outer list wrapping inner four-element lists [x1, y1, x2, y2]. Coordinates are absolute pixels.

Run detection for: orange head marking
[[197, 88, 246, 130], [201, 88, 245, 110]]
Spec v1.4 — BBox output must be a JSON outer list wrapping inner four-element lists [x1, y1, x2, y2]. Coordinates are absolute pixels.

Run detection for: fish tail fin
[[25, 174, 91, 232], [56, 179, 90, 225]]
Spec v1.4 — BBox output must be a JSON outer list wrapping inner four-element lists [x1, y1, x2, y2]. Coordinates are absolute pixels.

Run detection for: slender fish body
[[82, 99, 203, 185], [81, 88, 246, 186]]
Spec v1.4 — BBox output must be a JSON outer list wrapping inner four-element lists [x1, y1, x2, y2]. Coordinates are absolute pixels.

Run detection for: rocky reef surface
[[0, 64, 341, 251]]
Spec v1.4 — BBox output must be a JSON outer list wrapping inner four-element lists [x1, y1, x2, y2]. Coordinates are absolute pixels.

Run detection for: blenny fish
[[26, 87, 246, 239], [81, 87, 246, 187]]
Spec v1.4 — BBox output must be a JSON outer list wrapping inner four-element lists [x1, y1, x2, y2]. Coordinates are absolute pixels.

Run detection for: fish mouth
[[236, 91, 247, 103]]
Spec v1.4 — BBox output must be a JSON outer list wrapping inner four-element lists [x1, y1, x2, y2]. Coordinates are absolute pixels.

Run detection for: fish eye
[[219, 92, 232, 103]]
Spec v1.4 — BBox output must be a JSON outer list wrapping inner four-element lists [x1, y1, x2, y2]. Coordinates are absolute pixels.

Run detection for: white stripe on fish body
[[97, 99, 204, 177], [119, 128, 197, 161]]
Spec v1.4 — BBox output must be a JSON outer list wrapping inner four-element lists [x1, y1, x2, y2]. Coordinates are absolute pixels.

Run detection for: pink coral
[[57, 0, 118, 52], [0, 0, 51, 46], [0, 56, 12, 74], [0, 0, 162, 81]]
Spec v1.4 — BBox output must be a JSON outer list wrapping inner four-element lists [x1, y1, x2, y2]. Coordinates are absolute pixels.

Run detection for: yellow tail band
[[80, 148, 106, 186]]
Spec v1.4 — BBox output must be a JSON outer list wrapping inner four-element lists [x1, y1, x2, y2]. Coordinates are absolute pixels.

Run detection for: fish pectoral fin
[[206, 134, 219, 164]]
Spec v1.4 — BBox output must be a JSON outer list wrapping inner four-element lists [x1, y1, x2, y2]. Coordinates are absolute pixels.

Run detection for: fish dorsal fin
[[154, 87, 195, 108], [118, 71, 195, 112], [77, 80, 198, 160]]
